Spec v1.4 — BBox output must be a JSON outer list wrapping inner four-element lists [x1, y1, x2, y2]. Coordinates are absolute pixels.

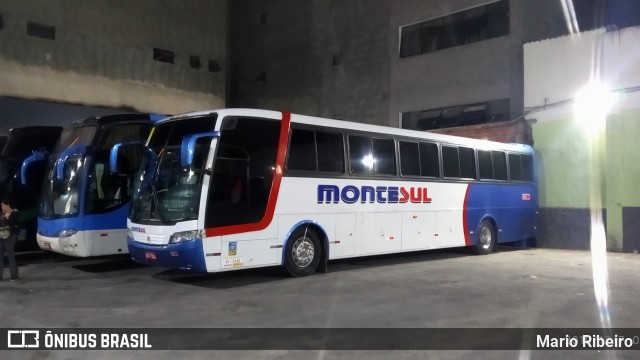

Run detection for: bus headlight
[[169, 230, 200, 244], [58, 229, 78, 238]]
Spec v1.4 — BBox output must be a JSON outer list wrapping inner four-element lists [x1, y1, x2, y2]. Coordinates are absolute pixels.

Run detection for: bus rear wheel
[[284, 227, 321, 277], [473, 220, 495, 255]]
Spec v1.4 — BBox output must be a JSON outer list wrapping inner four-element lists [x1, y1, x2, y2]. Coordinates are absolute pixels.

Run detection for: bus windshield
[[39, 125, 97, 218], [130, 115, 217, 224], [50, 125, 97, 158]]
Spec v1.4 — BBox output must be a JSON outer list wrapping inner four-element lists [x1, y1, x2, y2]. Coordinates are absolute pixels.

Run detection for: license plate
[[144, 251, 157, 260], [42, 242, 51, 250]]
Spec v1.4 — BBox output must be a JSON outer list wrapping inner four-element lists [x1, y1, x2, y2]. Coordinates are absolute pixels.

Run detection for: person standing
[[0, 199, 19, 281]]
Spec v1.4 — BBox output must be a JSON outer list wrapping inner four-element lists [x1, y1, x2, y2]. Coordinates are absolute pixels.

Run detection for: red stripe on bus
[[205, 112, 291, 237], [462, 184, 471, 246]]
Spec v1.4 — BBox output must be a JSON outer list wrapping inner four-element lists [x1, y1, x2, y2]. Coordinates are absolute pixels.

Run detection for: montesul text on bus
[[317, 184, 432, 204]]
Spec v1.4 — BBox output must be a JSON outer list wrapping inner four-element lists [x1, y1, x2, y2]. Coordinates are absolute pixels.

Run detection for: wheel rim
[[480, 226, 492, 249], [292, 237, 315, 268]]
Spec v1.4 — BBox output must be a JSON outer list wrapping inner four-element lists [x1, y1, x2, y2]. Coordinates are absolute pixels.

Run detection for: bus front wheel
[[473, 220, 496, 255], [284, 227, 321, 277]]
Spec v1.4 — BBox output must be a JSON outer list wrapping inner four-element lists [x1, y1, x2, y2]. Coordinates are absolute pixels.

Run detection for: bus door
[[205, 116, 282, 269]]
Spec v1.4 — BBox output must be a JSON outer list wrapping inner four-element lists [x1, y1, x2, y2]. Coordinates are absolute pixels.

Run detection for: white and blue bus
[[122, 109, 536, 276], [36, 113, 164, 257]]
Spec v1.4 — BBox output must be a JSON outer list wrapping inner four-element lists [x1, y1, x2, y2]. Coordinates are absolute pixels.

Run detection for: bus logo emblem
[[228, 242, 237, 256], [317, 184, 432, 204], [522, 193, 531, 200]]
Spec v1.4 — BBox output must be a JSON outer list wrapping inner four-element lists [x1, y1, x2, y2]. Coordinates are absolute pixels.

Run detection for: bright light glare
[[590, 215, 611, 327], [574, 82, 615, 137], [361, 154, 375, 170]]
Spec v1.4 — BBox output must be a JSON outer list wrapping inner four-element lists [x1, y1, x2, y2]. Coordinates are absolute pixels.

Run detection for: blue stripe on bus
[[127, 236, 207, 272], [37, 202, 131, 236], [465, 183, 537, 244]]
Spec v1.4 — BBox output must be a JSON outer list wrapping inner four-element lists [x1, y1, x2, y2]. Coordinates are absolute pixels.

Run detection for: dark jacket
[[0, 210, 20, 236]]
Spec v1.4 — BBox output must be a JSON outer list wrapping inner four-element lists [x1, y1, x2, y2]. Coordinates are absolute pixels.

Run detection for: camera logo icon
[[7, 330, 40, 348]]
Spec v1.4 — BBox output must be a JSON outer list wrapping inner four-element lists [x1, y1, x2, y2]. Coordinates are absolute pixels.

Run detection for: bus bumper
[[37, 231, 90, 257], [127, 236, 207, 272]]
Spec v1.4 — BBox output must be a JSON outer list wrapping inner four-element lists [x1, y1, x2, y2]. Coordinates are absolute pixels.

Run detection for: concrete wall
[[524, 27, 640, 252], [229, 0, 574, 128], [0, 0, 227, 116], [389, 0, 569, 128], [229, 0, 390, 125]]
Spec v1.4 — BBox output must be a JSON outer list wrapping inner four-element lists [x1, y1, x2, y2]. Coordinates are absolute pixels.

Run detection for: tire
[[473, 220, 496, 255], [284, 227, 322, 277]]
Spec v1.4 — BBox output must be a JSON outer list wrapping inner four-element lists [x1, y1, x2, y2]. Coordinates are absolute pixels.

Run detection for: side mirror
[[55, 144, 89, 180], [20, 150, 48, 185], [109, 141, 143, 174], [180, 131, 219, 168]]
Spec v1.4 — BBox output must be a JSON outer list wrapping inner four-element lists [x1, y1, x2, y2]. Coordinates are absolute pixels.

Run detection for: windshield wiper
[[149, 152, 171, 225], [150, 180, 170, 225]]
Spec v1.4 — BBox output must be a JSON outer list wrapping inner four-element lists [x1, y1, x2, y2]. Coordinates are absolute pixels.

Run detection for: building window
[[189, 55, 202, 69], [399, 0, 509, 58], [153, 48, 175, 64], [27, 21, 56, 40], [208, 59, 221, 73], [401, 98, 510, 131], [332, 53, 342, 66]]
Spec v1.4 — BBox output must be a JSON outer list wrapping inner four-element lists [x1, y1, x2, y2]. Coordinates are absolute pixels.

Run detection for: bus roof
[[72, 113, 159, 126], [161, 108, 534, 153], [8, 126, 63, 134]]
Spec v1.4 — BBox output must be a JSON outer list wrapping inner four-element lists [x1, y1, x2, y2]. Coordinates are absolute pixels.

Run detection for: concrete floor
[[2, 247, 640, 359]]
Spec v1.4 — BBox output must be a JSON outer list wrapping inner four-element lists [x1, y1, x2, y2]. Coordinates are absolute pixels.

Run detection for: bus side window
[[509, 154, 523, 181], [478, 150, 493, 179], [442, 146, 460, 178], [372, 138, 396, 175], [459, 147, 476, 179], [316, 131, 343, 173], [491, 151, 507, 180], [419, 142, 439, 177], [348, 135, 372, 174], [287, 129, 316, 171], [400, 141, 420, 176], [521, 154, 534, 182]]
